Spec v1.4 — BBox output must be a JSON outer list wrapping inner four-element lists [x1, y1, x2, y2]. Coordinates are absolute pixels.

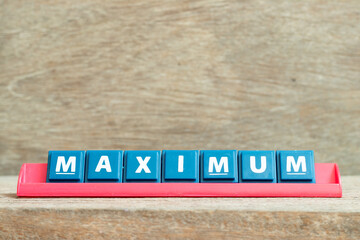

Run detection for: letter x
[[135, 156, 151, 173]]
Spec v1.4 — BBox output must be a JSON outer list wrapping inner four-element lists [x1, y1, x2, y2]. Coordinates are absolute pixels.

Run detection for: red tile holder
[[17, 163, 342, 197]]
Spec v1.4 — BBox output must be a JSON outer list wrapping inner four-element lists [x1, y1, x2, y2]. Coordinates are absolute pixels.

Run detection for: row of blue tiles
[[46, 150, 315, 183]]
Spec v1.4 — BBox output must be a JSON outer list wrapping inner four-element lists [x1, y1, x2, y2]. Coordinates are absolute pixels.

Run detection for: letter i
[[178, 155, 184, 173]]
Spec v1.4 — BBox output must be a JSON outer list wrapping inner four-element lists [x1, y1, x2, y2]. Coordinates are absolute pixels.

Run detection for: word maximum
[[46, 150, 316, 183]]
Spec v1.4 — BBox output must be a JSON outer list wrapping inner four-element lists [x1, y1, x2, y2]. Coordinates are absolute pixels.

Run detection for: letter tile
[[47, 150, 85, 182], [85, 150, 123, 182], [162, 150, 199, 182], [277, 150, 316, 183], [200, 150, 238, 183], [240, 150, 276, 182], [124, 150, 161, 182]]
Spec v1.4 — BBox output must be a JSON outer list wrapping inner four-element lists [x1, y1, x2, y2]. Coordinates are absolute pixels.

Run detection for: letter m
[[209, 157, 229, 173], [55, 156, 76, 173], [286, 156, 306, 172]]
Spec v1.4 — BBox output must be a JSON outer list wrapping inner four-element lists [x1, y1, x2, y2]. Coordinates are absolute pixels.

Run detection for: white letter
[[135, 156, 151, 173], [55, 156, 76, 173], [286, 156, 306, 172], [250, 156, 267, 173], [95, 156, 112, 172], [209, 157, 229, 173], [178, 155, 184, 173]]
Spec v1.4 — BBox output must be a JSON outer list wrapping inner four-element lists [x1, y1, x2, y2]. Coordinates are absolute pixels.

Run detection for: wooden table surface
[[0, 175, 359, 239]]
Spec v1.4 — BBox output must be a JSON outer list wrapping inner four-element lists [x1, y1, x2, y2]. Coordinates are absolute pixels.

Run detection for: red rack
[[17, 163, 342, 197]]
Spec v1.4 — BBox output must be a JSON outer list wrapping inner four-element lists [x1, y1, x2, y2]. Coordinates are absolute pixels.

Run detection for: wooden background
[[0, 0, 359, 176]]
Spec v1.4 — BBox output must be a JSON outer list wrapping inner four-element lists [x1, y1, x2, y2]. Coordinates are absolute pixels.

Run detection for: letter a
[[95, 156, 112, 172]]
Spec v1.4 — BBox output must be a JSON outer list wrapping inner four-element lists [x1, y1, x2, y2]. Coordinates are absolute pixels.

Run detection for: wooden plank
[[0, 176, 360, 239], [0, 0, 360, 176]]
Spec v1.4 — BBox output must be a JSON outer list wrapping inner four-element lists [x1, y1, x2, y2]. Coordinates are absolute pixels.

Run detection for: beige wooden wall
[[0, 0, 359, 175]]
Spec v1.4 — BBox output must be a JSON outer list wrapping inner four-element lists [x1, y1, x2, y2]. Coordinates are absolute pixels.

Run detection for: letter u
[[250, 156, 267, 173]]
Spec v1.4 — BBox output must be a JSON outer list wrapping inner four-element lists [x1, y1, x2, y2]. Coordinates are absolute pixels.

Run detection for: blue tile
[[162, 150, 199, 182], [240, 150, 276, 182], [47, 150, 85, 182], [85, 150, 123, 182], [277, 150, 316, 183], [124, 150, 161, 182], [200, 150, 238, 183]]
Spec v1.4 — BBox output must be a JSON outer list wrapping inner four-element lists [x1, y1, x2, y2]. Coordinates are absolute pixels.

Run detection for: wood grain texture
[[0, 176, 360, 239], [0, 0, 359, 175]]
